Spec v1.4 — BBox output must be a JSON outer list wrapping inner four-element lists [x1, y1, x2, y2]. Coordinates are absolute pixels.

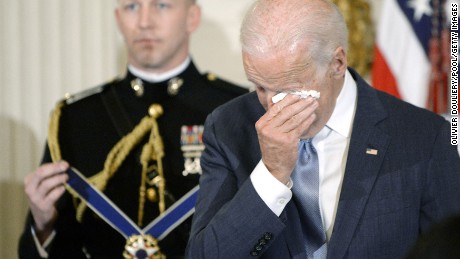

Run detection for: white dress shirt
[[251, 70, 357, 240]]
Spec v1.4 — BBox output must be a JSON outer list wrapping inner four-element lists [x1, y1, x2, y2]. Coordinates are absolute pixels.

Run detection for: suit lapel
[[327, 70, 390, 258]]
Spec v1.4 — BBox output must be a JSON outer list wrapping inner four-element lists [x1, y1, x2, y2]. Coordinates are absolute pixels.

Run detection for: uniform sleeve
[[18, 214, 48, 259], [31, 227, 56, 258]]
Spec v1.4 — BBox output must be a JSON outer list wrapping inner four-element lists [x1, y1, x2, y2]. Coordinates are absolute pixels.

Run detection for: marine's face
[[243, 49, 342, 138], [116, 0, 200, 73]]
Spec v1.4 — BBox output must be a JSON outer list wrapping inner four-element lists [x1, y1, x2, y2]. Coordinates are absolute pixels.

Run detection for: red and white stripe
[[372, 0, 431, 109]]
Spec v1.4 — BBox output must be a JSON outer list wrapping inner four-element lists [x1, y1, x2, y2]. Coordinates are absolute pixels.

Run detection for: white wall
[[191, 0, 254, 87], [0, 1, 383, 258], [0, 2, 120, 258]]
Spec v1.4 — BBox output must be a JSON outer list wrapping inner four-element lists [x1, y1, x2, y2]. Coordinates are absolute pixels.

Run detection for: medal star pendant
[[124, 235, 164, 259]]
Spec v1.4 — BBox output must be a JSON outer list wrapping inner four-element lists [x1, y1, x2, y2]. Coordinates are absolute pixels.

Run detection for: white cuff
[[31, 226, 56, 258], [250, 160, 292, 216]]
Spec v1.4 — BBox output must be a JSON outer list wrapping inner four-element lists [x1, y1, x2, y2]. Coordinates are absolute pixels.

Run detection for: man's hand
[[255, 94, 318, 184], [24, 161, 69, 243]]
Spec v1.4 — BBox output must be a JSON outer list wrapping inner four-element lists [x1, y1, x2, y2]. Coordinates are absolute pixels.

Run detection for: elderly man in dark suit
[[186, 0, 460, 258]]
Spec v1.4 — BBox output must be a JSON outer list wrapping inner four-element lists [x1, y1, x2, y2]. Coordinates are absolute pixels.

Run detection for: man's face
[[116, 0, 200, 73], [243, 50, 341, 138]]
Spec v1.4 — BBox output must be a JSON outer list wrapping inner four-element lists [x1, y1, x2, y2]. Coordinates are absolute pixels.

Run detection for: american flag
[[372, 0, 450, 113]]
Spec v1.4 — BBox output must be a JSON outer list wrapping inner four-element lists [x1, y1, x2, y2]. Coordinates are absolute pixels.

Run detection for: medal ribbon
[[65, 167, 199, 239]]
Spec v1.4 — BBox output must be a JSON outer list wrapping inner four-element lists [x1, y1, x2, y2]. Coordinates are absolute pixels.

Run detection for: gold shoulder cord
[[48, 100, 65, 162], [48, 102, 166, 227]]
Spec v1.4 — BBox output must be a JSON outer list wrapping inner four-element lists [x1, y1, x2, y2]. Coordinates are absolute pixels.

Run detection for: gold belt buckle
[[123, 234, 166, 259]]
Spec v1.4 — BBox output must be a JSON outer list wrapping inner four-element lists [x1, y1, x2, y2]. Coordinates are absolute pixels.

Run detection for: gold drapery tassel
[[48, 101, 166, 226]]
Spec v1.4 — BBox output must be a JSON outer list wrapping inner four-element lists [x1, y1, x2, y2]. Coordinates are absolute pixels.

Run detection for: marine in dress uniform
[[18, 60, 248, 259]]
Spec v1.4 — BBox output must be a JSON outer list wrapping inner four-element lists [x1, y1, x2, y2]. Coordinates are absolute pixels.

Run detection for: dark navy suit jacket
[[186, 69, 460, 258]]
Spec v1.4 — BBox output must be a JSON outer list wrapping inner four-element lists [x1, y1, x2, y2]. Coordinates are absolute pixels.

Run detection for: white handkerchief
[[271, 90, 321, 103]]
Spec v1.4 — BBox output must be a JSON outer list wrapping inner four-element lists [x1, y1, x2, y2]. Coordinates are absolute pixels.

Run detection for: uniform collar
[[325, 69, 357, 138], [128, 57, 191, 83]]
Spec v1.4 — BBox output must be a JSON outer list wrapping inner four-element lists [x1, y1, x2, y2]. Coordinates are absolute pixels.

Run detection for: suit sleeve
[[420, 120, 460, 231], [186, 112, 287, 259]]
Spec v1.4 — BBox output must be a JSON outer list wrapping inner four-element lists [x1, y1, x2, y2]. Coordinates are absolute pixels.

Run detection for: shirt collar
[[128, 56, 191, 83], [325, 69, 357, 138]]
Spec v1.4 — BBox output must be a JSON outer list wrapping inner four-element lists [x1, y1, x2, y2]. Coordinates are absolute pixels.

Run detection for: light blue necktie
[[291, 139, 327, 259]]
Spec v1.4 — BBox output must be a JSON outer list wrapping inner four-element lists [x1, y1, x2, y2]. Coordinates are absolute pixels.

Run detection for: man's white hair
[[240, 0, 348, 68]]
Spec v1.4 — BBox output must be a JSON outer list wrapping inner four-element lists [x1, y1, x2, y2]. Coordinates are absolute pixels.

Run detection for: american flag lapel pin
[[366, 148, 378, 155]]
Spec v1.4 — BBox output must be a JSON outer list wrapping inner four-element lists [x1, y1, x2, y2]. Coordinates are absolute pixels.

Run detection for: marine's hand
[[255, 94, 318, 184], [24, 161, 69, 243]]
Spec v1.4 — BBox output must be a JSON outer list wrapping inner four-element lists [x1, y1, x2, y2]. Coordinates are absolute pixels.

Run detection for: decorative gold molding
[[332, 0, 374, 76]]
